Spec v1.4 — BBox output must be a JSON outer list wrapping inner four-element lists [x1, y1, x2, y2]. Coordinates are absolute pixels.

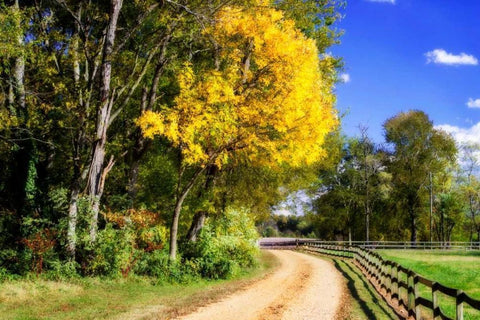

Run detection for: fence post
[[456, 289, 464, 320], [408, 271, 415, 317], [414, 275, 421, 320], [387, 263, 391, 295], [432, 282, 439, 320], [392, 263, 399, 305], [381, 261, 386, 290]]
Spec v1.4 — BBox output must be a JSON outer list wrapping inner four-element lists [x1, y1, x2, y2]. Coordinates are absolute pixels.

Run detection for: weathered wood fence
[[259, 238, 480, 320]]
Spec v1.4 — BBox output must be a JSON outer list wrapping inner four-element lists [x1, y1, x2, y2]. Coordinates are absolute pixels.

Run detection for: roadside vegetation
[[0, 251, 278, 320]]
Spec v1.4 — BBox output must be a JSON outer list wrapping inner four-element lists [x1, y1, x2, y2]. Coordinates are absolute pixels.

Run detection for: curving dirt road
[[177, 250, 343, 320]]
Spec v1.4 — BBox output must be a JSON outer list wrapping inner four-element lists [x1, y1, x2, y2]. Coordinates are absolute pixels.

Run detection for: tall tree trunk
[[86, 0, 123, 243], [66, 8, 84, 259], [410, 211, 417, 244], [365, 210, 370, 242], [7, 0, 33, 214]]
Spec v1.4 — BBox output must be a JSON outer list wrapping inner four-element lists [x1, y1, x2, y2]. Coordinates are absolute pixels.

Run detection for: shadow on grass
[[333, 259, 397, 320]]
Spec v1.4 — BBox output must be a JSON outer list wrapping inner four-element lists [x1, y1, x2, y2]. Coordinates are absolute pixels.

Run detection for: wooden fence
[[260, 239, 480, 320]]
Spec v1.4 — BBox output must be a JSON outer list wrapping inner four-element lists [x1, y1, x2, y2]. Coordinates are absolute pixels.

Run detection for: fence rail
[[260, 239, 480, 250], [259, 238, 480, 320]]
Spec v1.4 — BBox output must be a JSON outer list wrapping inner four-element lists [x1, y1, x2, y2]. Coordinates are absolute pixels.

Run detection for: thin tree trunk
[[86, 0, 123, 243], [67, 186, 79, 257], [348, 226, 352, 245], [169, 166, 206, 261], [7, 0, 34, 213], [410, 211, 417, 244], [66, 8, 84, 259], [14, 0, 26, 111]]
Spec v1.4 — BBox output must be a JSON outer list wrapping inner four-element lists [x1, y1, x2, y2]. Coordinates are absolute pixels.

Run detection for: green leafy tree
[[384, 110, 457, 243]]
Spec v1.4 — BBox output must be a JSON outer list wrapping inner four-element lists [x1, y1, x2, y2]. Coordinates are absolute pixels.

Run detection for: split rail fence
[[260, 239, 480, 320]]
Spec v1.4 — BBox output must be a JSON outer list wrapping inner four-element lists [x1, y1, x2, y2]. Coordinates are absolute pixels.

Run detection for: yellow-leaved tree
[[137, 3, 338, 260]]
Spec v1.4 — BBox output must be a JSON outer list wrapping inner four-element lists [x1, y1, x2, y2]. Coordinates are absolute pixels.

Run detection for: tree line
[[0, 0, 344, 277], [312, 110, 480, 245]]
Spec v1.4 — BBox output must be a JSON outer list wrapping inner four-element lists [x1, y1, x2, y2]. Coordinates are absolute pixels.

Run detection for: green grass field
[[0, 251, 279, 320], [377, 249, 480, 319]]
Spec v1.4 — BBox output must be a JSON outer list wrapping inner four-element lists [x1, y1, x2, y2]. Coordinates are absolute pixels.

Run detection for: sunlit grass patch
[[0, 251, 278, 320]]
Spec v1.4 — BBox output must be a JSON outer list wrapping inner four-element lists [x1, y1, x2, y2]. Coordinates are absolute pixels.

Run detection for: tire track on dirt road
[[177, 250, 343, 320]]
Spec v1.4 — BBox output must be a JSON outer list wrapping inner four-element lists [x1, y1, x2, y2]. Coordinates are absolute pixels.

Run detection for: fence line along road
[[259, 238, 480, 320], [259, 238, 480, 250]]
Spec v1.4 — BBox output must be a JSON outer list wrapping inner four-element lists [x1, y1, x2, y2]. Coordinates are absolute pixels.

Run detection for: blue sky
[[332, 0, 480, 145]]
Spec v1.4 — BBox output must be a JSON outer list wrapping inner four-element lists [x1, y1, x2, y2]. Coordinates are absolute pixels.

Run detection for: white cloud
[[436, 123, 480, 146], [425, 49, 478, 66], [467, 98, 480, 109], [366, 0, 396, 4], [436, 123, 480, 166], [339, 73, 351, 83]]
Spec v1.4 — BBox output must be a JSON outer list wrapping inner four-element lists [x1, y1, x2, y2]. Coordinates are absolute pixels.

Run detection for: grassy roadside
[[331, 259, 398, 320], [0, 251, 279, 320], [303, 251, 397, 320]]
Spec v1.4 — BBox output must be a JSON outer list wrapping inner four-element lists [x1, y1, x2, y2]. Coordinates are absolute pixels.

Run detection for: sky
[[332, 0, 480, 146]]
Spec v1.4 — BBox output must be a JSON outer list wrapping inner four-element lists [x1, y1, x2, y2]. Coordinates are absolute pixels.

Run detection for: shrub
[[44, 259, 79, 280], [183, 207, 259, 279], [84, 224, 140, 277]]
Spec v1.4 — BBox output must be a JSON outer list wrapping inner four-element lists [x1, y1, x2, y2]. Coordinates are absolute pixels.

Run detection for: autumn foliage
[[137, 4, 338, 168]]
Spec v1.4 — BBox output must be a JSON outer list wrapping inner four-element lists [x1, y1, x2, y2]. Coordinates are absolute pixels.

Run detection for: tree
[[349, 127, 391, 241], [434, 192, 464, 245], [384, 110, 457, 243], [458, 143, 480, 243], [138, 4, 338, 260]]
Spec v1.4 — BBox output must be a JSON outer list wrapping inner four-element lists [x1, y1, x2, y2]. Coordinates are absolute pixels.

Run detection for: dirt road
[[177, 250, 343, 320]]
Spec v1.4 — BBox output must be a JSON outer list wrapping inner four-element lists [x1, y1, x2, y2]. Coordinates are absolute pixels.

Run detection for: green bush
[[183, 207, 259, 279], [44, 260, 79, 280], [85, 224, 140, 277], [134, 249, 170, 278]]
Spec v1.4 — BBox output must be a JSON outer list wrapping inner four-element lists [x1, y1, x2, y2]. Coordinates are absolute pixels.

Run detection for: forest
[[1, 0, 479, 283], [0, 0, 343, 279]]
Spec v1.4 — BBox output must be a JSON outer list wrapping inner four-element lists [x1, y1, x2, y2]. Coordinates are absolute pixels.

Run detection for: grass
[[332, 259, 398, 320], [377, 249, 480, 320], [0, 251, 279, 320], [303, 251, 397, 320]]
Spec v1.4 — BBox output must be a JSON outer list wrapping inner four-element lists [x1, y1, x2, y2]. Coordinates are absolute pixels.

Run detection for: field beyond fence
[[259, 239, 480, 320]]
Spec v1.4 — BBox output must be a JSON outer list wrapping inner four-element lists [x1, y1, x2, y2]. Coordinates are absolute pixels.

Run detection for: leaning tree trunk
[[169, 166, 206, 261], [85, 0, 123, 243]]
